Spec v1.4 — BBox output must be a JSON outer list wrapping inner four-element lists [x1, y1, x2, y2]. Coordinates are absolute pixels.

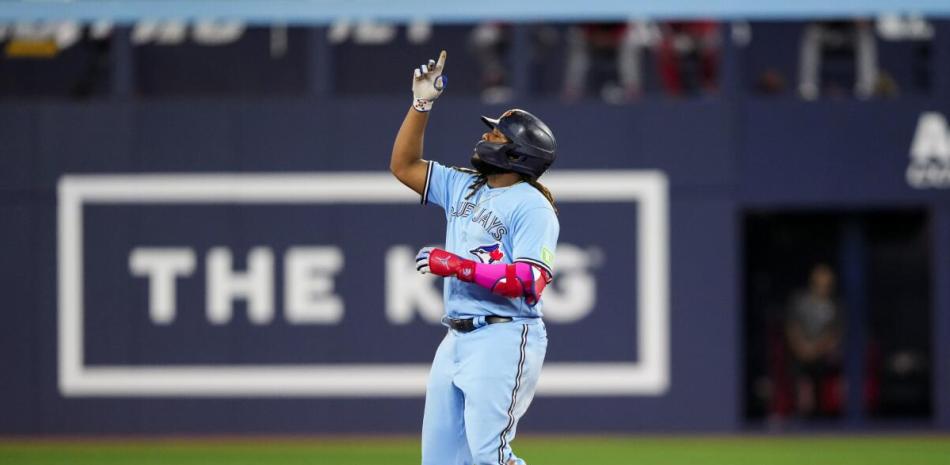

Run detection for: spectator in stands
[[798, 19, 878, 100], [468, 23, 558, 103], [785, 263, 844, 418], [468, 22, 512, 103], [656, 21, 720, 96], [562, 21, 652, 103]]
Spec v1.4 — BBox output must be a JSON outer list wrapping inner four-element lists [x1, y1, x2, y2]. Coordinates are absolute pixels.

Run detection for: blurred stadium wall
[[0, 1, 949, 434]]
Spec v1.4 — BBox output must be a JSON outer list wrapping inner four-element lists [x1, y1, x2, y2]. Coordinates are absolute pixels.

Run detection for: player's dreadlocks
[[464, 173, 558, 215], [464, 173, 488, 200], [525, 177, 558, 215]]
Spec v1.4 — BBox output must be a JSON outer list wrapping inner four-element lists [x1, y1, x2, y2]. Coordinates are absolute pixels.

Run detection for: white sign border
[[58, 171, 669, 397]]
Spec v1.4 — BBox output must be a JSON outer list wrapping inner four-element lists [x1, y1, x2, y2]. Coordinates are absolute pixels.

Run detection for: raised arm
[[390, 50, 447, 195], [390, 108, 430, 194]]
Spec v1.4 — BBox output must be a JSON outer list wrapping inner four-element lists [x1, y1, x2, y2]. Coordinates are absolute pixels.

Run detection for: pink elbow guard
[[427, 248, 552, 304], [471, 261, 551, 305]]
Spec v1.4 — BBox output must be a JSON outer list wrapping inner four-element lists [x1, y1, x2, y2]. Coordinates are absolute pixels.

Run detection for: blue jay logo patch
[[470, 243, 504, 264]]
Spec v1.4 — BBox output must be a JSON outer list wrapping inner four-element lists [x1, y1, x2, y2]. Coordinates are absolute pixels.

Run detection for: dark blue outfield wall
[[0, 97, 948, 434]]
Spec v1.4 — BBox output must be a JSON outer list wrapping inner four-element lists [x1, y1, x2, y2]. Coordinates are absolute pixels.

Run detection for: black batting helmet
[[471, 109, 557, 180]]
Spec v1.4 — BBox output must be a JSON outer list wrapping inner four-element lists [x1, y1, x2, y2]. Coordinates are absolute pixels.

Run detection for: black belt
[[447, 316, 513, 333]]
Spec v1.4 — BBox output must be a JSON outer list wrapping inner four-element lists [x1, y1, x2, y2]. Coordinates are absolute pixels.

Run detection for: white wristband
[[413, 98, 434, 112]]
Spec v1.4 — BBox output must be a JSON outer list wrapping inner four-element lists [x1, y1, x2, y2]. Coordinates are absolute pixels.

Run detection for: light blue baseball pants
[[421, 319, 548, 465]]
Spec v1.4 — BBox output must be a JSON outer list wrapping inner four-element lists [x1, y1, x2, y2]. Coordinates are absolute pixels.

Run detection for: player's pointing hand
[[412, 50, 447, 112]]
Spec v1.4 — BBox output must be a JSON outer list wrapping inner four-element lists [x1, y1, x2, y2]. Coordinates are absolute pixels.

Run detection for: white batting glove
[[415, 246, 435, 274], [411, 50, 447, 112]]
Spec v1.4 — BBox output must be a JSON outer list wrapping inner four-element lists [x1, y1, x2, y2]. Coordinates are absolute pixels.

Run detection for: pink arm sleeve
[[470, 261, 551, 305]]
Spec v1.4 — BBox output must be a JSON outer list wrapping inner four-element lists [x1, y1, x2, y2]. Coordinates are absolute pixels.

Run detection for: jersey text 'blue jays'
[[449, 201, 509, 240]]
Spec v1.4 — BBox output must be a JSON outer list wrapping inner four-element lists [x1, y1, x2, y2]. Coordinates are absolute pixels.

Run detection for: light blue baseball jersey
[[422, 161, 559, 319]]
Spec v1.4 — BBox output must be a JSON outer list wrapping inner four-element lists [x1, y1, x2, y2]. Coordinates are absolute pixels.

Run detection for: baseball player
[[390, 50, 559, 465]]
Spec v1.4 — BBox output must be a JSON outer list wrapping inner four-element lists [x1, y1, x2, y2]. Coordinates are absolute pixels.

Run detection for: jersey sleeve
[[421, 161, 472, 211], [510, 206, 559, 277]]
